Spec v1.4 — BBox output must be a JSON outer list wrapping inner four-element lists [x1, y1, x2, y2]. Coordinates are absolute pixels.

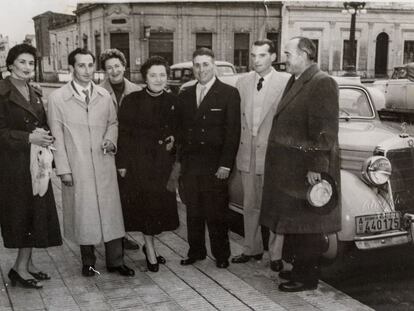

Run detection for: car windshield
[[217, 65, 235, 76], [170, 68, 193, 81], [339, 88, 374, 118]]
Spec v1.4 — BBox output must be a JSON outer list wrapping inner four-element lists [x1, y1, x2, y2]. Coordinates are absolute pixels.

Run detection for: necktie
[[198, 85, 206, 107], [257, 77, 264, 91], [82, 89, 90, 105]]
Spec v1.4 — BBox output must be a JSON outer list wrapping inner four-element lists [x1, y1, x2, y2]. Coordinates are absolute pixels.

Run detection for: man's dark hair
[[68, 48, 95, 67], [192, 47, 215, 60], [253, 39, 276, 54], [99, 48, 127, 70], [292, 36, 317, 61], [6, 44, 37, 71], [140, 55, 170, 81]]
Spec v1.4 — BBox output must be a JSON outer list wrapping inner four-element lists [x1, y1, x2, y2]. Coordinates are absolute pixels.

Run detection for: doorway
[[375, 32, 389, 77]]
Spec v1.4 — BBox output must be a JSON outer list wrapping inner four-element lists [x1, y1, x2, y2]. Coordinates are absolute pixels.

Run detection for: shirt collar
[[72, 80, 92, 95], [197, 76, 216, 93], [255, 69, 272, 84]]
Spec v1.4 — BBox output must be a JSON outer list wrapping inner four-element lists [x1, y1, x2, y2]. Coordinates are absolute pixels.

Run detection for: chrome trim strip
[[354, 230, 408, 241]]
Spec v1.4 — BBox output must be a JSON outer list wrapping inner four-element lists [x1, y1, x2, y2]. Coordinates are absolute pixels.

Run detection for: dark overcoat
[[177, 79, 241, 176], [0, 77, 62, 248], [260, 64, 341, 234]]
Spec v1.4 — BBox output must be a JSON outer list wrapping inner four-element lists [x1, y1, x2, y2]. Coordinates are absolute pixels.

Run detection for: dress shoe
[[123, 237, 140, 250], [82, 265, 97, 277], [8, 269, 42, 289], [107, 265, 135, 276], [231, 253, 263, 264], [278, 270, 292, 280], [278, 280, 318, 292], [143, 245, 166, 265], [180, 256, 206, 266], [270, 259, 284, 272], [216, 260, 229, 268], [143, 246, 159, 272], [29, 271, 51, 280]]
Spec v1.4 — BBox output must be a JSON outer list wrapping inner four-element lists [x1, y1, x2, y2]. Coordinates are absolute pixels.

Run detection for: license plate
[[355, 212, 401, 234]]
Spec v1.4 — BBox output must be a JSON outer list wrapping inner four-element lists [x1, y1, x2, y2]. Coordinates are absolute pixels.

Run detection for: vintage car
[[168, 60, 239, 94], [372, 63, 414, 122], [228, 77, 414, 260]]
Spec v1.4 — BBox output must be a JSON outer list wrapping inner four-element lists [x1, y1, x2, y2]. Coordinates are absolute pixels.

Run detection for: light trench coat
[[47, 82, 125, 245]]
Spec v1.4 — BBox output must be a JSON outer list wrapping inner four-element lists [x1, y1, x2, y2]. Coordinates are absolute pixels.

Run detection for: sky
[[0, 0, 78, 45]]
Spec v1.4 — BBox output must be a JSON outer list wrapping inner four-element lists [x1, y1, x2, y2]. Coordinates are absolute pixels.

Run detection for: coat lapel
[[244, 72, 256, 130], [6, 78, 41, 121], [258, 69, 286, 125], [194, 79, 220, 120], [275, 64, 319, 117]]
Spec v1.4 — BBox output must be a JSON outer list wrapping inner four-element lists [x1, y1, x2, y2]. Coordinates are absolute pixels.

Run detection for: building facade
[[281, 1, 414, 78], [72, 1, 282, 81]]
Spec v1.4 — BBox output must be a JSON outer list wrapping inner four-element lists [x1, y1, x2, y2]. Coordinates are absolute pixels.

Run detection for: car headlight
[[361, 156, 392, 186]]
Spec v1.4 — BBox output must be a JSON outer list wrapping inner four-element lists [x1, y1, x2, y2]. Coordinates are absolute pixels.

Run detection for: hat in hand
[[306, 172, 338, 215]]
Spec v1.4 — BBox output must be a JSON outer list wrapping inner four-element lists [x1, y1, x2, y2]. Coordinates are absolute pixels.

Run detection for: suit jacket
[[236, 68, 290, 174], [100, 77, 142, 112], [261, 64, 341, 234], [177, 78, 241, 176]]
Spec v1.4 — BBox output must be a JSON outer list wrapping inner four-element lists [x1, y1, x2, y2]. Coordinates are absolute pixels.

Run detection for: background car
[[373, 62, 414, 122], [228, 77, 414, 262], [168, 60, 238, 94]]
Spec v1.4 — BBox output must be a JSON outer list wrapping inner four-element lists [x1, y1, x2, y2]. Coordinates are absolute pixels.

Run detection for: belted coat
[[260, 64, 341, 234], [47, 82, 125, 244], [0, 77, 62, 248]]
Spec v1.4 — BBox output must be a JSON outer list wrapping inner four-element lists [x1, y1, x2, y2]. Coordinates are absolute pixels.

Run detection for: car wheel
[[321, 233, 351, 265]]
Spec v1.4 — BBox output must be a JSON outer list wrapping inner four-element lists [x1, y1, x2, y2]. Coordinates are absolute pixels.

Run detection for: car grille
[[387, 148, 414, 213]]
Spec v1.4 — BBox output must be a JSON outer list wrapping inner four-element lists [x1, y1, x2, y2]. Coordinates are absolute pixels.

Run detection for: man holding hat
[[260, 36, 341, 292]]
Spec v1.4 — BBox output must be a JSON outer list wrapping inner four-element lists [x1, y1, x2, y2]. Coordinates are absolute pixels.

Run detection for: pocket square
[[210, 108, 222, 111]]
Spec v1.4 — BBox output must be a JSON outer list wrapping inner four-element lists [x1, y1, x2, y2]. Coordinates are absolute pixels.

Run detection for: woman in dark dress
[[0, 44, 62, 289], [117, 56, 179, 272]]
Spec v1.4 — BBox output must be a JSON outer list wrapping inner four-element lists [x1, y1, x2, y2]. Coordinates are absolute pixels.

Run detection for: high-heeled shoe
[[143, 245, 166, 264], [142, 246, 159, 272], [29, 271, 51, 280], [8, 269, 43, 289]]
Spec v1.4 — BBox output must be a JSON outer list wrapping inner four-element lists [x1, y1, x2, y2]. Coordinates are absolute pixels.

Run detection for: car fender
[[338, 170, 393, 242]]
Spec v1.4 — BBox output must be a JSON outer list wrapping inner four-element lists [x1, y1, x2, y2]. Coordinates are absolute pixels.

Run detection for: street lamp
[[342, 2, 366, 76]]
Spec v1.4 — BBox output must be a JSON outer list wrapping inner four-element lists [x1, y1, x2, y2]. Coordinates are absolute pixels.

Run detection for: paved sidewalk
[[0, 178, 373, 311]]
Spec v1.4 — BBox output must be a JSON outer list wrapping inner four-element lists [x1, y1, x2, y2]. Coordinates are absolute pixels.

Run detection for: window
[[343, 39, 357, 70], [149, 32, 174, 66], [196, 33, 212, 50], [404, 40, 414, 64], [312, 39, 319, 63], [339, 88, 373, 118], [266, 32, 278, 54], [95, 34, 101, 70], [234, 33, 249, 72], [82, 34, 88, 50]]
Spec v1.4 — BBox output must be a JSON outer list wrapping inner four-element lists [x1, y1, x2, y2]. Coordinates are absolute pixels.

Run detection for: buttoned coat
[[236, 68, 290, 174], [99, 77, 142, 112], [260, 64, 341, 234], [0, 77, 62, 248], [47, 82, 125, 244], [177, 78, 241, 176]]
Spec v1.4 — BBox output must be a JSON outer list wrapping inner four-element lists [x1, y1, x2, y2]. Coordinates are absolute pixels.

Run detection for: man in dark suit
[[177, 48, 241, 268], [260, 37, 341, 292]]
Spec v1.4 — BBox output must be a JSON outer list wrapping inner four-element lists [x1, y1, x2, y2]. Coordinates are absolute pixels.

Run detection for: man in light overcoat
[[232, 39, 289, 267], [47, 48, 134, 278], [260, 37, 341, 292]]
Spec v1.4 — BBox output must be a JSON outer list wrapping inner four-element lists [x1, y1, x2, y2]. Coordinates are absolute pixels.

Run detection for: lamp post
[[342, 2, 366, 76]]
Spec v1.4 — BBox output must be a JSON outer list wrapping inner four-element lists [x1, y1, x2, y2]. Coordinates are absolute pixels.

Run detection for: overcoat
[[0, 77, 62, 248], [47, 82, 125, 244], [260, 64, 341, 234]]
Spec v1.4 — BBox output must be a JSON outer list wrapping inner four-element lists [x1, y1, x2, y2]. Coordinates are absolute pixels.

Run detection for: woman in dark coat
[[117, 56, 179, 272], [0, 44, 62, 289]]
